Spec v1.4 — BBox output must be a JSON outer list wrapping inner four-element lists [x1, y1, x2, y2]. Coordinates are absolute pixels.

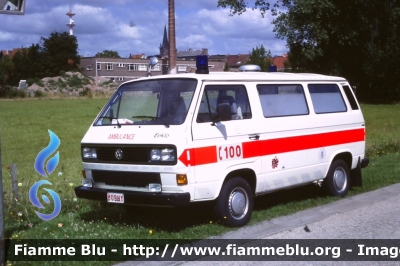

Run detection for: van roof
[[137, 72, 347, 83]]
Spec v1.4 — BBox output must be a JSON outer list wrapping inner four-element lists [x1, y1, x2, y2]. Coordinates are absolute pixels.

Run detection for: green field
[[0, 99, 399, 249]]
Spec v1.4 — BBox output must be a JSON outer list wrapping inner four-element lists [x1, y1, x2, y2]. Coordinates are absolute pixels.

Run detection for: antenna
[[66, 6, 75, 36]]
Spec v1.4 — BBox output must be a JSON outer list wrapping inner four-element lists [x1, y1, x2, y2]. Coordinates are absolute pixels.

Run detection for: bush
[[0, 86, 26, 98], [34, 90, 45, 98], [67, 74, 84, 88], [79, 88, 92, 98]]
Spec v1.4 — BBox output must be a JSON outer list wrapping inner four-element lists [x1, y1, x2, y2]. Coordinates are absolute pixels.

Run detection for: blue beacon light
[[196, 55, 209, 74]]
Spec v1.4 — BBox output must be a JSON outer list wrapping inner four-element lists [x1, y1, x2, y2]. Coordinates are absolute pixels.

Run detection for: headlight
[[150, 149, 161, 161], [161, 148, 175, 161], [82, 147, 97, 159], [150, 148, 175, 162]]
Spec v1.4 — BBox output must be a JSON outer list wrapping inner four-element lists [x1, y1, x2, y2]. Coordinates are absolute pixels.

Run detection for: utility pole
[[168, 0, 177, 74]]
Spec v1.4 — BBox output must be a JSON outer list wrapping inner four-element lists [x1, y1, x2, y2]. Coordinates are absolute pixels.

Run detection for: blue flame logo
[[34, 130, 60, 177], [30, 130, 62, 220], [29, 180, 61, 220]]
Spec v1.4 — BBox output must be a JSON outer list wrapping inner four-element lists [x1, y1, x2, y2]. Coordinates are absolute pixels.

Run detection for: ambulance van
[[75, 57, 369, 227]]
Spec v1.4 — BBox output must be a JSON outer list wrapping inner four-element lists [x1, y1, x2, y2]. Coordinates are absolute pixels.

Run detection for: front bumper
[[74, 186, 191, 207]]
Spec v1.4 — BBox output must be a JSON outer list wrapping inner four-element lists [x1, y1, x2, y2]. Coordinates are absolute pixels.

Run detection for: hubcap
[[333, 166, 347, 193], [229, 187, 248, 220]]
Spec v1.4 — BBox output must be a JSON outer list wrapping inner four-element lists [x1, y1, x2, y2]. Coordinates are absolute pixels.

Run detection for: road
[[116, 183, 400, 266]]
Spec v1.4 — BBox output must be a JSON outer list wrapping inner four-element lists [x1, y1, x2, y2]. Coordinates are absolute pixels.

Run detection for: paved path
[[116, 183, 400, 266]]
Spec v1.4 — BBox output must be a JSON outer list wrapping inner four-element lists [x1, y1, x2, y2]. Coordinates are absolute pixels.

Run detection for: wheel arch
[[331, 151, 353, 170], [222, 168, 257, 196]]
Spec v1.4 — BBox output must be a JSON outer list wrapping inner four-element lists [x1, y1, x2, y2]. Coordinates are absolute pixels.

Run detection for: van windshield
[[94, 78, 197, 127]]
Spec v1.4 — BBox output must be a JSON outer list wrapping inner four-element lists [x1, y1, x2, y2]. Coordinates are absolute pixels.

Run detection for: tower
[[159, 25, 169, 58], [66, 8, 75, 36]]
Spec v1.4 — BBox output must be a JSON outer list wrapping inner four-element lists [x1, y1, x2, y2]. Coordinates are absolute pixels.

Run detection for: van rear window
[[257, 84, 309, 118], [308, 84, 347, 114], [342, 85, 359, 110]]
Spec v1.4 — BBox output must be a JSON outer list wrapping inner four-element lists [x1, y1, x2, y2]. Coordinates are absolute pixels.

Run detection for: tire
[[214, 177, 253, 227], [323, 159, 350, 197]]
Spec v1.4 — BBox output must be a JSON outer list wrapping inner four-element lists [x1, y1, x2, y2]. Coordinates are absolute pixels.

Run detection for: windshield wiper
[[98, 116, 121, 128], [132, 116, 170, 128]]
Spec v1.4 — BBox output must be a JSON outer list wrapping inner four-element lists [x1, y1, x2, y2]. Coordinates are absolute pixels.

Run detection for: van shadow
[[78, 201, 217, 232], [78, 184, 330, 233]]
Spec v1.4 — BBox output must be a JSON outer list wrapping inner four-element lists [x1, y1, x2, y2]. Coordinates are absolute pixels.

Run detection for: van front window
[[95, 78, 197, 126]]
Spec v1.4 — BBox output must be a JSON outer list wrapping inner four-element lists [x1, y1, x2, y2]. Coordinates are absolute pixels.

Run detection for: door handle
[[249, 134, 260, 140]]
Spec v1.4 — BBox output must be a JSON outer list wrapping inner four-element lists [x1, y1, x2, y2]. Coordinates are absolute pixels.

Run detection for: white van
[[75, 59, 369, 227]]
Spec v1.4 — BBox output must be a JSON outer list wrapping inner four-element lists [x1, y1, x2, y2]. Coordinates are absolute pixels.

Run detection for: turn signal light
[[176, 174, 188, 185]]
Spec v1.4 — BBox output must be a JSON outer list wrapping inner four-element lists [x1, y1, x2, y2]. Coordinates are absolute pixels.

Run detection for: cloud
[[1, 0, 287, 58]]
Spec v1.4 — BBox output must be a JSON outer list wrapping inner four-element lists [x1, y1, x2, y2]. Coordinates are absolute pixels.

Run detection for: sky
[[0, 0, 288, 58]]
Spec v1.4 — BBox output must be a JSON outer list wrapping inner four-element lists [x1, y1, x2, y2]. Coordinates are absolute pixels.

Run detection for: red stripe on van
[[178, 128, 364, 167], [242, 128, 365, 158], [179, 146, 218, 167]]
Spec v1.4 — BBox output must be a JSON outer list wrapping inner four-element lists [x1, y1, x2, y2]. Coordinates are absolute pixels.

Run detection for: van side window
[[257, 84, 309, 117], [342, 85, 359, 110], [308, 84, 347, 114], [196, 85, 252, 123]]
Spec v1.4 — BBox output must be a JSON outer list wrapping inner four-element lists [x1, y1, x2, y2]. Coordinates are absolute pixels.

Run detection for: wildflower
[[18, 183, 22, 187], [69, 183, 74, 187], [58, 171, 63, 176], [210, 221, 212, 224], [28, 223, 33, 228], [69, 212, 74, 217], [44, 227, 47, 231], [149, 230, 153, 234], [58, 223, 63, 227], [17, 212, 22, 216], [73, 198, 77, 202]]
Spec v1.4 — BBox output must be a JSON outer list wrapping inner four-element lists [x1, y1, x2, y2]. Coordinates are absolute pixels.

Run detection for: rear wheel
[[323, 159, 350, 197], [214, 177, 253, 227]]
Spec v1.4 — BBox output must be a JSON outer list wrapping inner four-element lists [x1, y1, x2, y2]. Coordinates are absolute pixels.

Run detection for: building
[[272, 54, 289, 71], [79, 56, 225, 83], [79, 27, 224, 83], [1, 48, 28, 60]]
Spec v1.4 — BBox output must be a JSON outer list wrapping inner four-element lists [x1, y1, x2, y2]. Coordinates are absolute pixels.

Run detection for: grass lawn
[[0, 99, 400, 265]]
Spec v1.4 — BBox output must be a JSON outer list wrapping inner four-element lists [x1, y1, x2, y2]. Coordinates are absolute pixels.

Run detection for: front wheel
[[323, 159, 350, 197], [214, 177, 253, 227]]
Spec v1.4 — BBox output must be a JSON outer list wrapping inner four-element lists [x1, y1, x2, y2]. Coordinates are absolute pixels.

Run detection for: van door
[[189, 83, 261, 200]]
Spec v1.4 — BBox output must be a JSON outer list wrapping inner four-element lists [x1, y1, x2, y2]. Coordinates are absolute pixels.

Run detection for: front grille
[[97, 146, 149, 163], [92, 170, 161, 187]]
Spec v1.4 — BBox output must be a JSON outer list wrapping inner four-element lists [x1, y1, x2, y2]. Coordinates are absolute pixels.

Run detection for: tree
[[217, 0, 400, 103], [248, 44, 272, 72], [0, 55, 13, 85], [40, 31, 80, 77], [95, 50, 121, 58]]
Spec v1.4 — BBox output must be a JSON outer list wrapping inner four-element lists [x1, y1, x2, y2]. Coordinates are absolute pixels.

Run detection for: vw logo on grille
[[115, 149, 123, 160]]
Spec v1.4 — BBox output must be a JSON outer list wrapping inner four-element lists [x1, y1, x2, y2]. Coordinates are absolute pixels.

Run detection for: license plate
[[107, 193, 124, 203]]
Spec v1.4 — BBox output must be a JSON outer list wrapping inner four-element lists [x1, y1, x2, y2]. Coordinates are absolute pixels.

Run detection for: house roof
[[226, 54, 250, 67], [272, 54, 288, 69]]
